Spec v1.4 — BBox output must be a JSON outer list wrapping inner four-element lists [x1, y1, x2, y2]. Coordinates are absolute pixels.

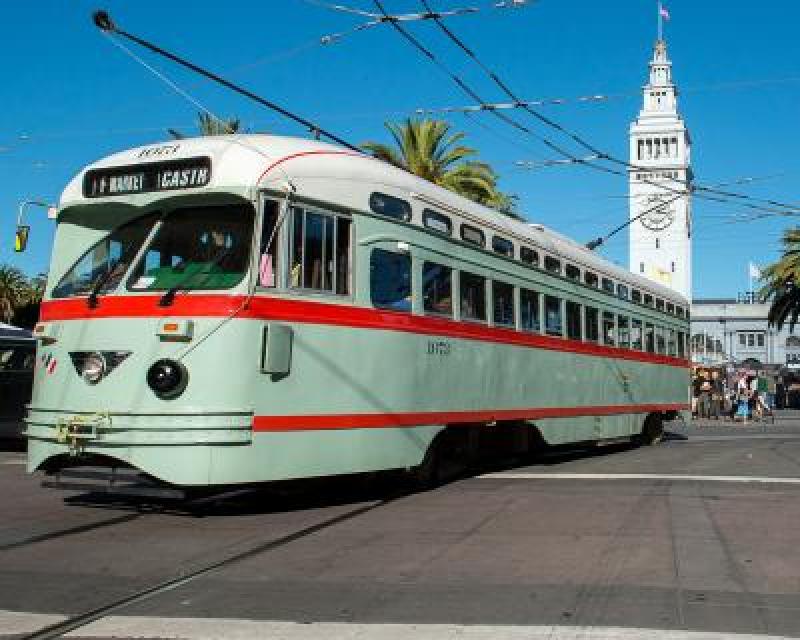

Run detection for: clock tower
[[629, 38, 692, 300]]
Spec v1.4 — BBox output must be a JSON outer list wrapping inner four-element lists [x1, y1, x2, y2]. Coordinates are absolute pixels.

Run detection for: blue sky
[[1, 0, 798, 298]]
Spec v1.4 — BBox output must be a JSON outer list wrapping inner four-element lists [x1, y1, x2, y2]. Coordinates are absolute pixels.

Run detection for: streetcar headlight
[[81, 352, 106, 385], [146, 359, 188, 399]]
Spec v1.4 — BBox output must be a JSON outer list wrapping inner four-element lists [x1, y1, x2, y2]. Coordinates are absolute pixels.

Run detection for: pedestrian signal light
[[14, 225, 30, 252]]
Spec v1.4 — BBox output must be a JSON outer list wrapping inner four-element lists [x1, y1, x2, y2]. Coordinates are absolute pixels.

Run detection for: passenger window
[[289, 208, 350, 293], [545, 296, 562, 336], [602, 278, 615, 294], [258, 200, 280, 288], [369, 192, 411, 221], [370, 249, 411, 311], [423, 262, 452, 316], [631, 289, 642, 304], [520, 247, 539, 267], [492, 236, 514, 257], [677, 331, 686, 357], [585, 272, 598, 288], [603, 311, 615, 346], [492, 281, 514, 327], [676, 306, 684, 318], [631, 319, 643, 350], [520, 288, 540, 332], [617, 284, 629, 300], [644, 294, 654, 307], [668, 328, 677, 356], [566, 264, 581, 281], [656, 298, 665, 312], [566, 301, 582, 340], [544, 256, 561, 275], [461, 224, 485, 247], [618, 316, 630, 348], [422, 209, 451, 235], [460, 271, 486, 322], [645, 323, 655, 353], [585, 306, 599, 343], [656, 326, 666, 354], [666, 302, 675, 314]]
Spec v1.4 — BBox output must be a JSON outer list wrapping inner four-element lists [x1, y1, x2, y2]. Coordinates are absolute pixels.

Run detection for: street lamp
[[15, 199, 56, 252]]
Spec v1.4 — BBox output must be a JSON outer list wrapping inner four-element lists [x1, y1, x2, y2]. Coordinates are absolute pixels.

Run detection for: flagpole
[[658, 2, 663, 40]]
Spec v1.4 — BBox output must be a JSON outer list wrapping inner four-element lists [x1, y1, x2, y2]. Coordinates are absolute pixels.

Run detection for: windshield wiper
[[86, 261, 121, 309], [158, 248, 232, 307]]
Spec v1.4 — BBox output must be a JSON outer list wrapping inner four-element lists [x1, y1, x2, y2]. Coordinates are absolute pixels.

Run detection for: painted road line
[[1, 459, 26, 465], [0, 609, 67, 634], [59, 617, 796, 640], [479, 472, 800, 484]]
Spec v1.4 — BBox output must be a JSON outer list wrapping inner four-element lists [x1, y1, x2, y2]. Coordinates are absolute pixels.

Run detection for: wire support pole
[[91, 11, 361, 153]]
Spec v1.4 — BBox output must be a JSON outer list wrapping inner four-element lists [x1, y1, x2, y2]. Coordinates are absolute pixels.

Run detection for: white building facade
[[629, 39, 692, 300]]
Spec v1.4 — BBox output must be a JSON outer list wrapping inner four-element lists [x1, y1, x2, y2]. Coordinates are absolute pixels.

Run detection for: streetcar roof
[[62, 134, 687, 306]]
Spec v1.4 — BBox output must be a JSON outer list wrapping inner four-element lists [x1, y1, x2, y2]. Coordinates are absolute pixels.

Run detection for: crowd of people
[[692, 368, 774, 422]]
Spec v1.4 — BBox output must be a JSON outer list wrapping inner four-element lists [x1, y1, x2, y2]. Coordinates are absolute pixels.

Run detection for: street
[[2, 418, 800, 639]]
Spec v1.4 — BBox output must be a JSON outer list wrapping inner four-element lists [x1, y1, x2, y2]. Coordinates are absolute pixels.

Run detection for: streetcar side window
[[617, 284, 629, 300], [545, 295, 562, 336], [520, 288, 540, 332], [618, 316, 630, 348], [493, 281, 514, 327], [369, 192, 411, 221], [566, 301, 582, 340], [656, 298, 665, 312], [290, 208, 350, 294], [544, 256, 561, 275], [460, 271, 486, 322], [585, 306, 599, 343], [423, 262, 453, 317], [602, 278, 615, 294], [631, 318, 643, 350], [520, 247, 539, 267], [668, 328, 677, 356], [644, 294, 654, 307], [645, 323, 655, 353], [666, 302, 675, 315], [422, 209, 452, 235], [655, 326, 666, 354], [565, 264, 581, 281], [631, 289, 642, 304], [258, 200, 280, 288], [677, 331, 686, 357], [492, 236, 514, 258], [603, 311, 615, 346], [585, 271, 598, 288], [370, 249, 411, 311], [461, 224, 485, 248]]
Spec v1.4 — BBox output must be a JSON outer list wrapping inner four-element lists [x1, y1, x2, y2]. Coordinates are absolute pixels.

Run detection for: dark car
[[0, 335, 35, 440]]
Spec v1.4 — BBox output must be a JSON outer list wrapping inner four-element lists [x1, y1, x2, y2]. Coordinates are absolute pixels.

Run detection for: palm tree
[[760, 227, 800, 331], [0, 265, 29, 324], [363, 118, 519, 216], [168, 112, 242, 139]]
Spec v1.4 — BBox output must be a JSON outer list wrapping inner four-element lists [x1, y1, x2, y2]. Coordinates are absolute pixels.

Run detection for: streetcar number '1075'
[[83, 156, 212, 198]]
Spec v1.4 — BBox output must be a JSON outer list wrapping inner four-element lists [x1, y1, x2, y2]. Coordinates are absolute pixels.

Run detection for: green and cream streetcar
[[25, 134, 689, 494]]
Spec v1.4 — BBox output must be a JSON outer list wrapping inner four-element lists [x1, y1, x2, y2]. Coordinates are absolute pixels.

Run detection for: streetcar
[[25, 134, 690, 495]]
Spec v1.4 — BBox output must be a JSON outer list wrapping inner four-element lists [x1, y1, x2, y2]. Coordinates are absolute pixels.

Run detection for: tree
[[168, 112, 242, 139], [760, 227, 800, 331], [362, 118, 520, 218], [0, 265, 30, 324]]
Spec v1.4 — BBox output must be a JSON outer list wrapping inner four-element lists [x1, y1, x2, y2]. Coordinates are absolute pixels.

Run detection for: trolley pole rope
[[91, 10, 362, 153]]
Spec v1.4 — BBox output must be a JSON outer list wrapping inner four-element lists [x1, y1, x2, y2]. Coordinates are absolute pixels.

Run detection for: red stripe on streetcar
[[39, 295, 690, 368], [256, 150, 364, 185], [252, 403, 689, 431]]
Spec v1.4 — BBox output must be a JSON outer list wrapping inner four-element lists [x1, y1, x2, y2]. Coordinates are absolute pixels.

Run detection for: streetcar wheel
[[637, 413, 664, 446]]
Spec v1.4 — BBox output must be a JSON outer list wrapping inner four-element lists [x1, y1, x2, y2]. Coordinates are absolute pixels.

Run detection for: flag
[[659, 3, 670, 20], [749, 262, 761, 279]]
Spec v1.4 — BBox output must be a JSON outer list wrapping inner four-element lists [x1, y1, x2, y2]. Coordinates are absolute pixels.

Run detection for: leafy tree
[[0, 265, 30, 324], [362, 118, 520, 218], [760, 227, 800, 331]]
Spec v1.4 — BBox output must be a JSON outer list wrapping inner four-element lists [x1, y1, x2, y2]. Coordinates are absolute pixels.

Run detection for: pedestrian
[[710, 370, 724, 420], [699, 373, 712, 420]]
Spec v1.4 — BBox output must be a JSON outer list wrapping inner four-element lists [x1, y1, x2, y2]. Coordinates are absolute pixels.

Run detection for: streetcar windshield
[[127, 204, 254, 292], [52, 212, 160, 299]]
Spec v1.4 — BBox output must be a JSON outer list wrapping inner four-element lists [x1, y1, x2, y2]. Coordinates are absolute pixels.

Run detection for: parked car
[[0, 327, 35, 441]]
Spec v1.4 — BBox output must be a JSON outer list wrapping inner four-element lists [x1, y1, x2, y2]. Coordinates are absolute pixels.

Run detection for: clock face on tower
[[640, 194, 675, 231]]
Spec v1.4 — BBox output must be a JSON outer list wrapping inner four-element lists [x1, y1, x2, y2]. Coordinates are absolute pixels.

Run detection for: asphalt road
[[2, 419, 800, 639]]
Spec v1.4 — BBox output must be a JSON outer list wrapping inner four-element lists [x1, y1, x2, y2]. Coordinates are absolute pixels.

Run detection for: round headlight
[[146, 359, 188, 399], [82, 352, 106, 385]]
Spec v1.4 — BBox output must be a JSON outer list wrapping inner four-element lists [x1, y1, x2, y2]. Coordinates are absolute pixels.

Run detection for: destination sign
[[83, 156, 212, 198]]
